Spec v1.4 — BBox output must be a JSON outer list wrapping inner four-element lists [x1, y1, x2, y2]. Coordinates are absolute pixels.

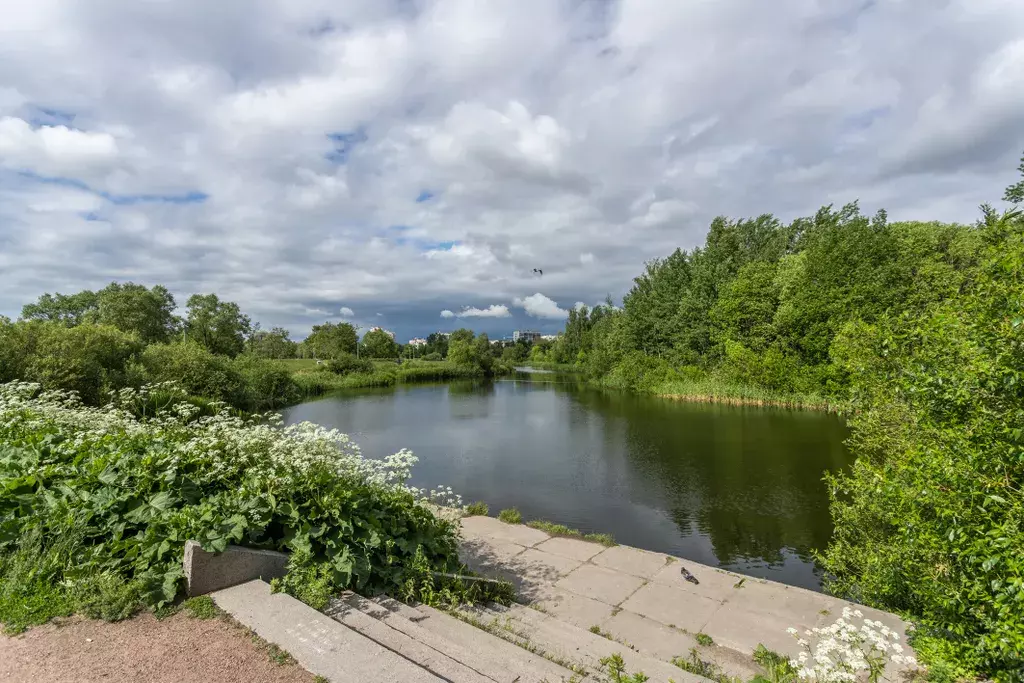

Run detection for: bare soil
[[0, 611, 314, 683]]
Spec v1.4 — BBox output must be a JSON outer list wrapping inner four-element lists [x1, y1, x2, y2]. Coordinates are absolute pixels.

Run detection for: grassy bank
[[288, 359, 511, 398], [653, 377, 838, 412]]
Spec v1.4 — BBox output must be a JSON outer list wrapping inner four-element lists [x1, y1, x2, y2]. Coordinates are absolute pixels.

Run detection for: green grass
[[289, 360, 511, 398], [183, 596, 219, 619], [274, 358, 321, 371], [526, 520, 616, 547], [497, 508, 523, 524], [465, 501, 489, 516], [696, 631, 714, 646]]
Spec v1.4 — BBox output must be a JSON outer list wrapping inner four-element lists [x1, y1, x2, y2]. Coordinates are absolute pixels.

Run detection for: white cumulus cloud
[[440, 309, 456, 319], [514, 293, 569, 319], [339, 306, 354, 317]]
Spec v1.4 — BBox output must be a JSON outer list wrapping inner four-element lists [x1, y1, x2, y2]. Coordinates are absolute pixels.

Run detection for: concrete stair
[[211, 579, 588, 682], [456, 602, 713, 683]]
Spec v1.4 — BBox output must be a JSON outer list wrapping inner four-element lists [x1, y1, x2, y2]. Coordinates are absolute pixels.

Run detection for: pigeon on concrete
[[680, 565, 700, 585]]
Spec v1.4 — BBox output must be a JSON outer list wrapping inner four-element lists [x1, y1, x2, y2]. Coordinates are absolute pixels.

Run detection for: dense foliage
[[0, 382, 467, 632], [543, 157, 1024, 678]]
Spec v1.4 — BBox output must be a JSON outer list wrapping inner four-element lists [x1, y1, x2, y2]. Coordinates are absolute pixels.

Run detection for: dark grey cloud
[[1, 0, 1023, 341]]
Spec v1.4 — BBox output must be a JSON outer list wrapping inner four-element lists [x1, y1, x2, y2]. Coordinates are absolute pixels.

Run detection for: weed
[[734, 578, 746, 589], [752, 644, 798, 683], [611, 606, 623, 617], [672, 648, 742, 683], [313, 677, 330, 683], [464, 501, 489, 516], [525, 520, 616, 546], [498, 508, 523, 524], [265, 642, 294, 666], [696, 631, 714, 646], [590, 624, 614, 639], [182, 596, 219, 619], [600, 653, 650, 683]]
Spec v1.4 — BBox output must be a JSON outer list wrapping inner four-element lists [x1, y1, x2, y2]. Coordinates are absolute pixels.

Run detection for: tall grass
[[290, 360, 507, 398], [655, 376, 837, 411]]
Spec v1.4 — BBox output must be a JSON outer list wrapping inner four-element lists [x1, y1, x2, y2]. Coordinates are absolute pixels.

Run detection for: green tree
[[709, 260, 779, 352], [248, 327, 298, 359], [820, 206, 1024, 677], [20, 323, 141, 404], [423, 333, 449, 358], [1004, 152, 1024, 204], [184, 294, 251, 357], [138, 340, 243, 402], [302, 322, 357, 359], [94, 282, 178, 343], [21, 290, 99, 326], [360, 328, 399, 359]]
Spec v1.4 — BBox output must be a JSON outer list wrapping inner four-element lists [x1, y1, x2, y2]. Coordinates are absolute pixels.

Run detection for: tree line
[[545, 153, 1024, 678]]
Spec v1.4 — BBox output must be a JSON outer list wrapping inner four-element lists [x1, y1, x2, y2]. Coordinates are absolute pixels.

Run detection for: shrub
[[497, 508, 522, 524], [422, 352, 443, 361], [326, 353, 374, 376], [138, 340, 243, 402], [464, 502, 489, 516], [231, 354, 298, 410], [0, 382, 466, 629]]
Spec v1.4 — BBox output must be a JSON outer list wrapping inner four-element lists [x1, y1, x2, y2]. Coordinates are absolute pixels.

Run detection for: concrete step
[[464, 603, 715, 683], [210, 579, 443, 683], [394, 601, 586, 683], [326, 593, 493, 683]]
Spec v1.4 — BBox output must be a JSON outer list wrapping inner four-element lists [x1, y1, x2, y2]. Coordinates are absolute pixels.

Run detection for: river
[[280, 370, 852, 591]]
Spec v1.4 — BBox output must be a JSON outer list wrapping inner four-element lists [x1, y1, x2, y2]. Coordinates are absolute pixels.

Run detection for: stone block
[[461, 515, 550, 547], [183, 540, 288, 597], [532, 586, 616, 630], [554, 564, 646, 605], [533, 536, 606, 562], [591, 545, 672, 579], [619, 581, 722, 632]]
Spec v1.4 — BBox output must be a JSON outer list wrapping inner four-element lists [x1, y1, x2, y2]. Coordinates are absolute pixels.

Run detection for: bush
[[0, 382, 466, 628], [819, 210, 1024, 678], [464, 502, 489, 516], [138, 340, 243, 402], [326, 353, 374, 375], [230, 354, 298, 410], [497, 508, 522, 524], [423, 352, 443, 361]]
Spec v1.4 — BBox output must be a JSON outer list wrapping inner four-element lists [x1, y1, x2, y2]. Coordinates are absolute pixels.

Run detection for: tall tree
[[248, 326, 298, 359], [302, 322, 357, 359], [21, 290, 99, 326], [360, 328, 399, 359], [94, 282, 178, 343], [184, 293, 251, 357]]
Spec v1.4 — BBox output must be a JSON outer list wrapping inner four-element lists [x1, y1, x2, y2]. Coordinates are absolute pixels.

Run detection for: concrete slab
[[326, 596, 491, 683], [183, 540, 288, 597], [459, 536, 526, 574], [603, 609, 699, 660], [721, 580, 845, 630], [620, 582, 722, 632], [211, 580, 441, 682], [532, 586, 616, 630], [509, 548, 583, 584], [461, 516, 550, 547], [650, 560, 745, 599], [591, 545, 673, 579], [499, 604, 710, 683], [701, 600, 805, 658], [555, 564, 646, 606], [413, 604, 580, 682], [534, 536, 606, 562]]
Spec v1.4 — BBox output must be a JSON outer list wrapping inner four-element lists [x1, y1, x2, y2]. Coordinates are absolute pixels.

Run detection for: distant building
[[540, 334, 558, 341], [513, 330, 541, 343], [369, 326, 395, 340], [408, 337, 427, 347]]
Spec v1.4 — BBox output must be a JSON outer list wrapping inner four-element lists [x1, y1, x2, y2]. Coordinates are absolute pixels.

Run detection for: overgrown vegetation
[[464, 501, 489, 516], [525, 520, 616, 547], [497, 507, 523, 524], [0, 382, 492, 633]]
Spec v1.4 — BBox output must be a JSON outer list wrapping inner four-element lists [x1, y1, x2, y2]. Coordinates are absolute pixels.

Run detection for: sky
[[1, 1, 1023, 343]]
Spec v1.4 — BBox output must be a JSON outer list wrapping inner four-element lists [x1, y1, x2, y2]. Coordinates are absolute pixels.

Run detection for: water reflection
[[281, 376, 851, 590]]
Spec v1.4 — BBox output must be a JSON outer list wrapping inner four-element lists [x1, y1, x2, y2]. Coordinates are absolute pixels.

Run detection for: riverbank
[[654, 378, 840, 412], [284, 359, 515, 398]]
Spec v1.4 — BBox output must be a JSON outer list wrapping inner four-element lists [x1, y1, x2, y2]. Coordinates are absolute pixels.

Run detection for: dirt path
[[0, 611, 315, 683]]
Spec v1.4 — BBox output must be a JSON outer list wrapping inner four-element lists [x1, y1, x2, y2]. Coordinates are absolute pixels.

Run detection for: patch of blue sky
[[842, 106, 890, 131], [415, 190, 435, 202], [325, 129, 367, 164], [20, 171, 208, 205]]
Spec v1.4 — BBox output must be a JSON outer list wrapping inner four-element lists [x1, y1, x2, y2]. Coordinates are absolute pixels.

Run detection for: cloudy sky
[[2, 0, 1022, 342]]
